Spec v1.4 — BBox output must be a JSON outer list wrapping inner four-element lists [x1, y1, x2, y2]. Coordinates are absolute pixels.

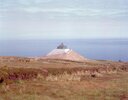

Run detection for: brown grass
[[0, 72, 128, 100], [0, 57, 128, 100], [0, 67, 48, 84]]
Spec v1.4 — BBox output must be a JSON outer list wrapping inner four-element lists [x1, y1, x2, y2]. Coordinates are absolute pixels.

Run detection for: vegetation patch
[[0, 67, 48, 84]]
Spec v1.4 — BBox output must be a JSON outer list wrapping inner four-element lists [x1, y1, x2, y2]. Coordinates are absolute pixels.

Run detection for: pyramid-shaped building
[[45, 43, 86, 61]]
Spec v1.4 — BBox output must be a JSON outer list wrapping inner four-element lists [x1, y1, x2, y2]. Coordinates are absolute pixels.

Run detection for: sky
[[0, 0, 128, 40]]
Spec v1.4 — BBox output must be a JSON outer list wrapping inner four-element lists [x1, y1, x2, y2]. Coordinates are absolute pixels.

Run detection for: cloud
[[17, 0, 55, 7], [0, 0, 128, 19], [22, 7, 75, 13], [20, 6, 128, 17]]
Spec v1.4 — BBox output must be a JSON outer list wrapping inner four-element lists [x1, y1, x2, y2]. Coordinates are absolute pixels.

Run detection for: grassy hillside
[[0, 57, 128, 100]]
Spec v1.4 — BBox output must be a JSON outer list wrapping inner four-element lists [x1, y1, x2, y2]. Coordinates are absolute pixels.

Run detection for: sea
[[0, 39, 128, 62]]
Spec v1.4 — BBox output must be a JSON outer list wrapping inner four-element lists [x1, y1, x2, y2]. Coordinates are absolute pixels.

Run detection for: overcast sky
[[0, 0, 128, 40]]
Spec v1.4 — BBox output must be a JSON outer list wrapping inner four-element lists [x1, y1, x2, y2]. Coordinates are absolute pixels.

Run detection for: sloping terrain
[[0, 56, 128, 100], [45, 49, 86, 61]]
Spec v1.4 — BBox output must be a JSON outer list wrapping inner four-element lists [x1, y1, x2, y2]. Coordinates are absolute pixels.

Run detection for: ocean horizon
[[0, 38, 128, 61]]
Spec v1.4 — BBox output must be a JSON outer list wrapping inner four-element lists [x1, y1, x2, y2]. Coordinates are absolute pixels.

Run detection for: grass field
[[0, 57, 128, 100]]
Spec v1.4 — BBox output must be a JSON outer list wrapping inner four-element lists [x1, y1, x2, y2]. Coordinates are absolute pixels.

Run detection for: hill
[[0, 56, 128, 100]]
